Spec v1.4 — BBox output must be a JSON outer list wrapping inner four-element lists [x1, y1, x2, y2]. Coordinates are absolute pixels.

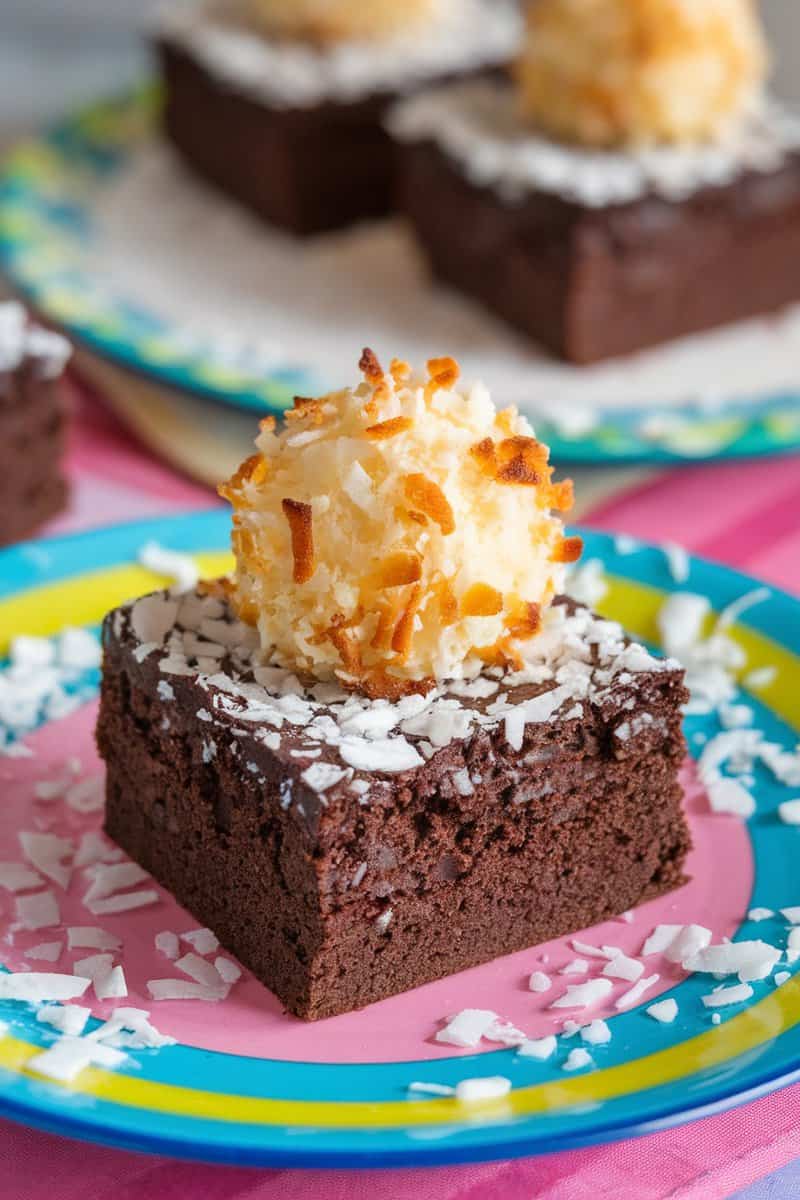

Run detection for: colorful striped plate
[[2, 91, 800, 466], [0, 511, 799, 1166]]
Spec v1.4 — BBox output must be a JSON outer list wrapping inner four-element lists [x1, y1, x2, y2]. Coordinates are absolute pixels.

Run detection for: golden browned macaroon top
[[517, 0, 768, 147]]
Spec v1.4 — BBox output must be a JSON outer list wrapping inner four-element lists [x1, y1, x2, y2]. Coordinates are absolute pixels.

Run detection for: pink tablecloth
[[5, 380, 800, 1200]]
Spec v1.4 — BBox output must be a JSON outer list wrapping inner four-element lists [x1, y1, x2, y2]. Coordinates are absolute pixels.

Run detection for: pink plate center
[[0, 703, 753, 1064]]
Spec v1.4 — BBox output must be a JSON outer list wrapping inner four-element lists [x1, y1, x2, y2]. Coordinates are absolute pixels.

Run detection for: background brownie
[[98, 586, 690, 1021], [0, 303, 71, 546], [399, 133, 800, 365], [156, 1, 521, 235]]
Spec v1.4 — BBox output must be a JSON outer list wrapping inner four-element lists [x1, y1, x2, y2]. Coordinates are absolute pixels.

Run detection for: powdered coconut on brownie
[[97, 351, 690, 1020]]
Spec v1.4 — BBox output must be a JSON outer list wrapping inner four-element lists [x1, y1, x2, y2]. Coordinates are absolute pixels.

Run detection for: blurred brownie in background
[[155, 0, 522, 236], [0, 302, 71, 545], [390, 0, 800, 364]]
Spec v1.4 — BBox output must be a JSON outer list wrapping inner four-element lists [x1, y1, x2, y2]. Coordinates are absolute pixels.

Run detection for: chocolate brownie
[[0, 303, 71, 546], [97, 584, 691, 1020], [392, 82, 800, 364], [156, 2, 520, 235]]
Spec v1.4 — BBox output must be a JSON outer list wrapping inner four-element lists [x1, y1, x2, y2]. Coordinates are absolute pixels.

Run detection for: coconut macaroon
[[249, 0, 446, 44], [220, 351, 577, 697], [517, 0, 768, 147]]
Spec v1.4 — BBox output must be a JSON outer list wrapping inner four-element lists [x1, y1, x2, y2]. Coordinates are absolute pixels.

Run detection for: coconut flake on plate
[[549, 979, 613, 1010], [517, 1034, 557, 1060], [528, 971, 552, 993], [642, 924, 683, 957], [454, 1076, 512, 1102], [14, 890, 60, 931], [778, 799, 800, 825], [707, 777, 756, 818], [560, 959, 590, 976], [702, 982, 754, 1008], [615, 974, 660, 1010], [180, 928, 219, 956], [580, 1019, 611, 1046], [662, 542, 690, 585], [602, 954, 644, 983], [214, 956, 242, 985], [36, 1003, 91, 1037], [435, 1009, 502, 1048], [747, 908, 775, 922], [563, 1048, 594, 1072], [743, 666, 777, 690], [684, 939, 781, 983], [647, 998, 679, 1024], [175, 952, 226, 991], [0, 973, 91, 1002], [18, 832, 72, 890], [95, 965, 128, 1001], [72, 953, 114, 981], [570, 938, 612, 960], [155, 931, 181, 959], [82, 862, 151, 905], [146, 978, 226, 1001], [662, 925, 712, 964], [25, 941, 63, 963], [0, 863, 44, 892], [67, 926, 122, 952], [407, 1081, 456, 1097], [86, 889, 160, 916]]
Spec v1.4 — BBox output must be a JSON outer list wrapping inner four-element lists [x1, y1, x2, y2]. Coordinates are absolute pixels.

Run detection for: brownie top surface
[[0, 302, 71, 391], [105, 584, 682, 829], [157, 0, 520, 110], [389, 78, 800, 211]]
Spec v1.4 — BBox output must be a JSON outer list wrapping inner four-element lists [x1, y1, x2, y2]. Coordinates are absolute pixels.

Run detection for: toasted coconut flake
[[365, 416, 414, 441], [353, 669, 435, 702], [424, 356, 460, 404], [506, 600, 542, 639], [197, 577, 235, 601], [371, 551, 423, 589], [258, 415, 276, 434], [405, 510, 428, 526], [470, 437, 498, 476], [474, 638, 525, 672], [553, 535, 584, 565], [327, 620, 363, 676], [403, 474, 455, 535], [359, 347, 384, 383], [371, 596, 405, 651], [218, 455, 264, 503], [470, 436, 551, 487], [281, 499, 315, 584], [461, 583, 504, 618], [390, 358, 412, 385], [550, 479, 575, 513], [435, 576, 459, 626], [391, 584, 423, 658], [496, 437, 549, 486], [285, 396, 333, 426]]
